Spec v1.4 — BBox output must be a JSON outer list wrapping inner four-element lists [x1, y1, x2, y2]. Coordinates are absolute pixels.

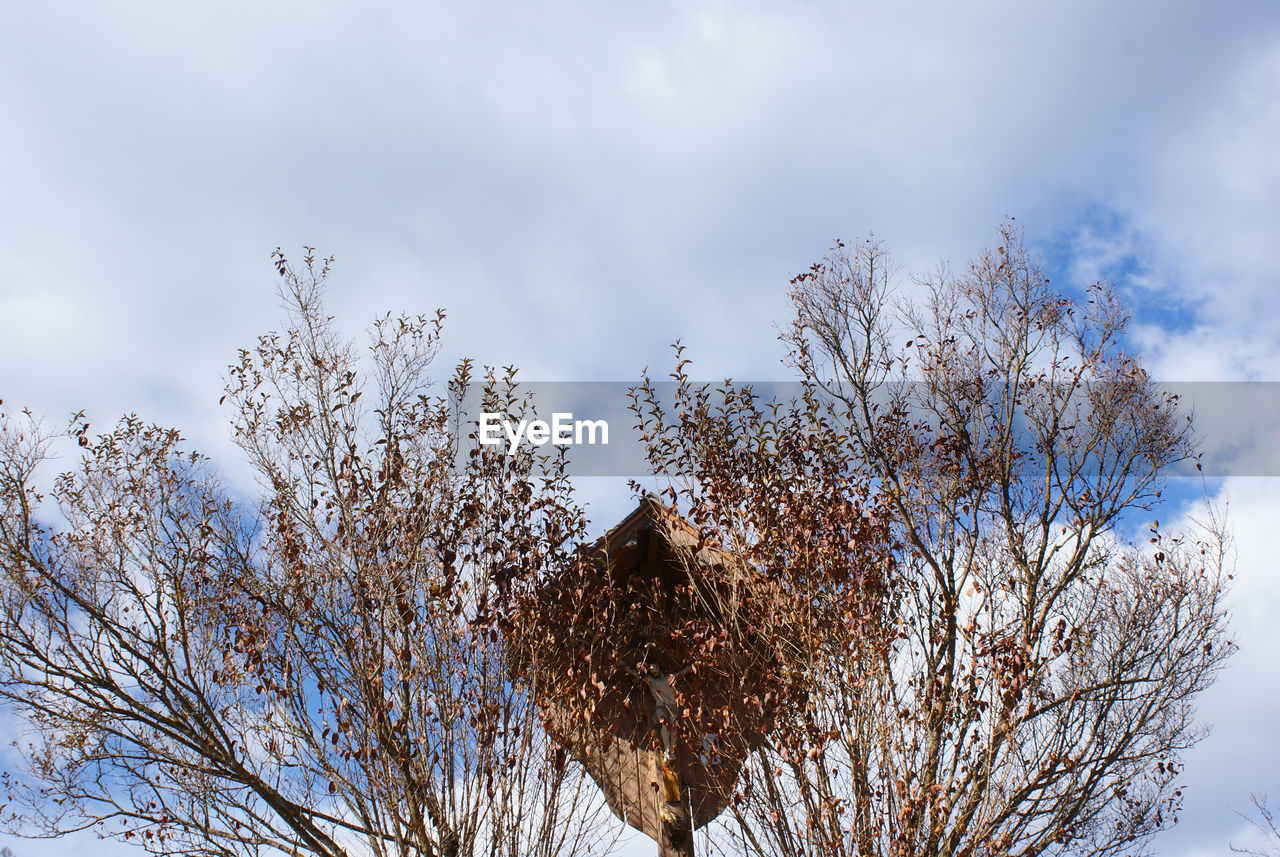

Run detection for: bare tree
[[0, 250, 614, 856], [633, 222, 1234, 857], [1233, 793, 1280, 857]]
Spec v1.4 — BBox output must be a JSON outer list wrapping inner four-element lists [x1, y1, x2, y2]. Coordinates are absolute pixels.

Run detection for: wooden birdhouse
[[513, 496, 781, 857]]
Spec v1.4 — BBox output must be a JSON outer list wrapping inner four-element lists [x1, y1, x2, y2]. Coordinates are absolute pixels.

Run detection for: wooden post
[[656, 752, 694, 857]]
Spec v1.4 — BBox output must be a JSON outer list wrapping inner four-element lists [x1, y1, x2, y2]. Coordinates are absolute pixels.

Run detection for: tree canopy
[[627, 223, 1233, 857], [1, 228, 1234, 857], [0, 250, 612, 857]]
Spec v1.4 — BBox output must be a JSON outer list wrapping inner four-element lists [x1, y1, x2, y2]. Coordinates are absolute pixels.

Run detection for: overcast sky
[[3, 2, 1280, 855]]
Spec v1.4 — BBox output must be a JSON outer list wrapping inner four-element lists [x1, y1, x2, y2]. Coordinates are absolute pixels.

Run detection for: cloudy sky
[[2, 2, 1279, 855]]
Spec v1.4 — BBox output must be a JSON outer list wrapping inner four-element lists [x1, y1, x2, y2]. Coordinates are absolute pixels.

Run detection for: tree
[[1232, 792, 1280, 857], [0, 250, 613, 857], [632, 222, 1234, 857]]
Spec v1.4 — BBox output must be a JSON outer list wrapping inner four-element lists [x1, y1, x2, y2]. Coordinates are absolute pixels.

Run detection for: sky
[[2, 1, 1280, 855]]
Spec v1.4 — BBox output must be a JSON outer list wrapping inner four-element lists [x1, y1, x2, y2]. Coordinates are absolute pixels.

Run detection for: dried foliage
[[0, 226, 1238, 857], [0, 250, 613, 857], [633, 223, 1234, 857]]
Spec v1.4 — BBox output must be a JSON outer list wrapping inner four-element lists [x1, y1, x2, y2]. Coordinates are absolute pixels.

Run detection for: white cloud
[[1086, 38, 1280, 381]]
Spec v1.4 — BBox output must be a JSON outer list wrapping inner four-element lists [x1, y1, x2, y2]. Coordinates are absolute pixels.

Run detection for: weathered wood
[[519, 497, 778, 856], [540, 697, 745, 841]]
